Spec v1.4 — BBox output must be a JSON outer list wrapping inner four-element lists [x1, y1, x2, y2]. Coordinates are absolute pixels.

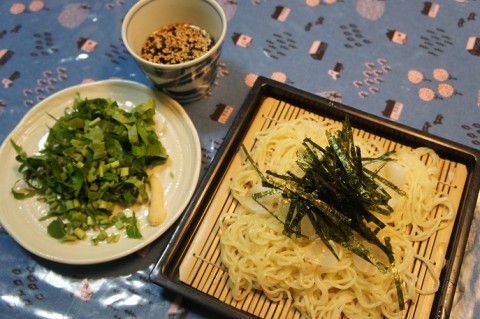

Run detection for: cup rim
[[121, 0, 227, 69]]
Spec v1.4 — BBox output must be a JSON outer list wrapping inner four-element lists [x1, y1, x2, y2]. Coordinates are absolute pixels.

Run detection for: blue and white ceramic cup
[[122, 0, 227, 104]]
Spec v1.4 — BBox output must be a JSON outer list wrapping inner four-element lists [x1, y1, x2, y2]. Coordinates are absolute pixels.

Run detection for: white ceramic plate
[[0, 79, 201, 264]]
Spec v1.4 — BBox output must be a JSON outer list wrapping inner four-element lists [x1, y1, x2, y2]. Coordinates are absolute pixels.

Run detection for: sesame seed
[[141, 23, 214, 64]]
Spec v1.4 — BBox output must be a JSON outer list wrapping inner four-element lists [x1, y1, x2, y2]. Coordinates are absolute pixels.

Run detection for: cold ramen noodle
[[219, 115, 454, 318]]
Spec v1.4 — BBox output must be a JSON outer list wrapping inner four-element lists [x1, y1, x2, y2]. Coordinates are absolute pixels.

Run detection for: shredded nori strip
[[242, 117, 407, 310]]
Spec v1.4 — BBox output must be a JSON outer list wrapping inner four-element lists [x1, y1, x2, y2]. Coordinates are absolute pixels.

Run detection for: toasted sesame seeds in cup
[[122, 0, 227, 104]]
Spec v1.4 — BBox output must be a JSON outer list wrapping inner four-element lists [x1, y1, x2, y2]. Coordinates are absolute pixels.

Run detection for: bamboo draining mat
[[177, 97, 467, 319]]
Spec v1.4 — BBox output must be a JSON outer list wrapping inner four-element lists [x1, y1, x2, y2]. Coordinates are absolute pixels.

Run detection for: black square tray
[[150, 77, 480, 319]]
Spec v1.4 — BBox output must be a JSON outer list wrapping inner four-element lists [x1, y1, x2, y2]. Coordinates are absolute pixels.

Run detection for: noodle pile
[[219, 115, 454, 319]]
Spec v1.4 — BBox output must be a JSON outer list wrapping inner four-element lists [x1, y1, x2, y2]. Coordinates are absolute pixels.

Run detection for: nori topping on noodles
[[241, 117, 407, 310]]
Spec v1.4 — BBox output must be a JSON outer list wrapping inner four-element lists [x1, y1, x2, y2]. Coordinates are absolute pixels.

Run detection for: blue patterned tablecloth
[[0, 1, 479, 318]]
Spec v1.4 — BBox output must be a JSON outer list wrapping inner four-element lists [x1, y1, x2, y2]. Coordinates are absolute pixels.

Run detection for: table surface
[[1, 1, 479, 318]]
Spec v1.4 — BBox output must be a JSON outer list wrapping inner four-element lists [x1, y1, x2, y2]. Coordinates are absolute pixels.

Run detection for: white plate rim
[[0, 79, 201, 264]]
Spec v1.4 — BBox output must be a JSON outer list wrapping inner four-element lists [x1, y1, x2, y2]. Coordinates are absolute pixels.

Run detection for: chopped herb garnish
[[242, 117, 407, 310], [47, 218, 66, 239], [11, 95, 168, 243], [126, 212, 142, 239]]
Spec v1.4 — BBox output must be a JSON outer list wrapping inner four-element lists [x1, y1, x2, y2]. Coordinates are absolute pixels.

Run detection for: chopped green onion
[[11, 96, 168, 243]]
